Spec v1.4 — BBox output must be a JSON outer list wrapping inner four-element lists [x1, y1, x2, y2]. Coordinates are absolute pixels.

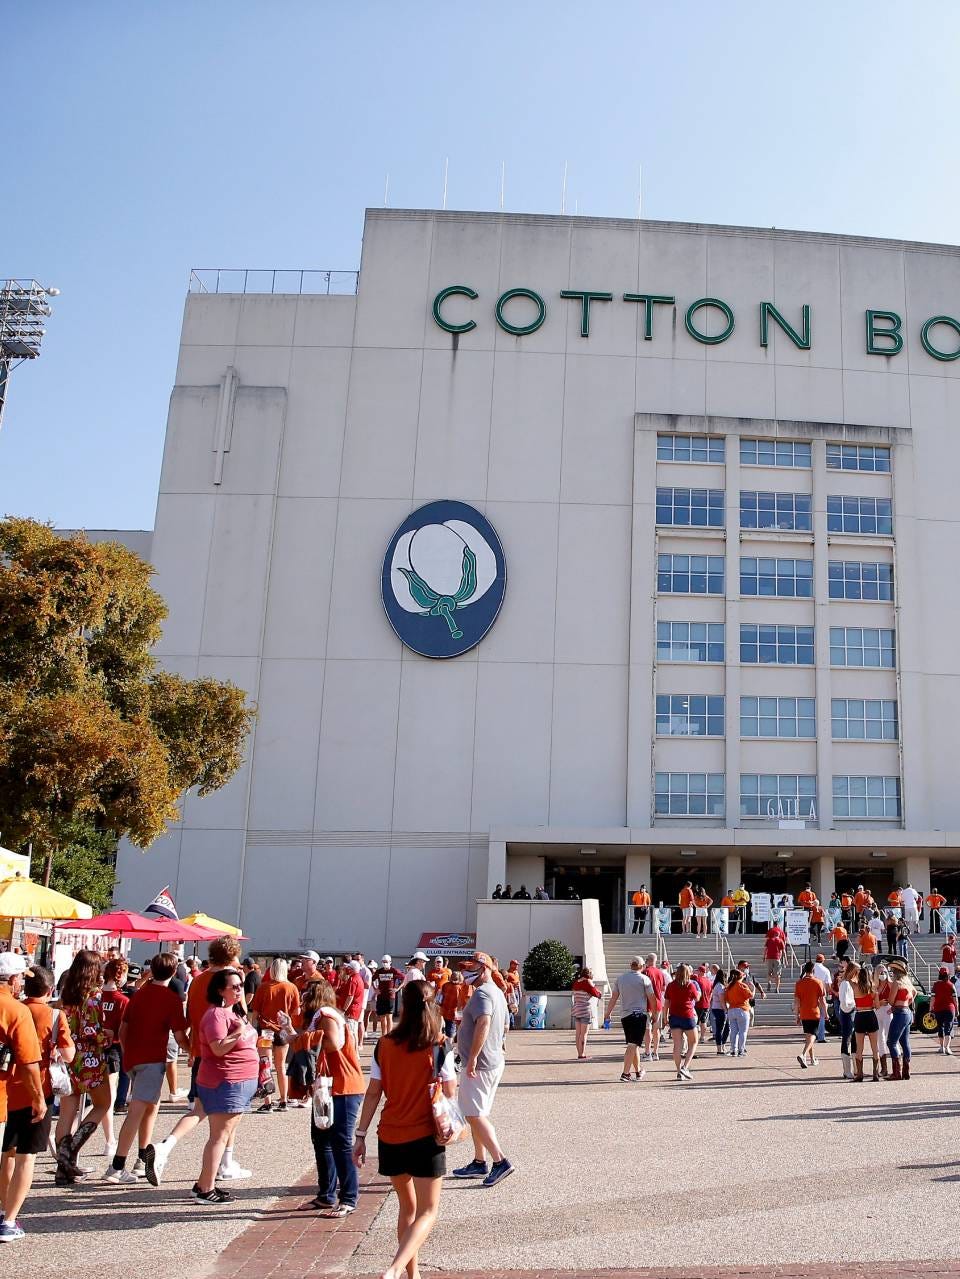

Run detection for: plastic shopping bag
[[428, 1079, 467, 1146], [312, 1076, 334, 1130]]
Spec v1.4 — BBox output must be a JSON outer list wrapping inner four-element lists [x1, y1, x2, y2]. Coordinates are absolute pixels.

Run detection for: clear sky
[[3, 1, 959, 529]]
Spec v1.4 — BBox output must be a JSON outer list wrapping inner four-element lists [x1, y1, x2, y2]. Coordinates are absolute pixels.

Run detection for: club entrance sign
[[433, 284, 960, 361]]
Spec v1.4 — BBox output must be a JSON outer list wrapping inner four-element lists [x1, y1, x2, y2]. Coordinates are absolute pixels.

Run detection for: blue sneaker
[[482, 1158, 515, 1188], [0, 1221, 25, 1242], [452, 1159, 489, 1178]]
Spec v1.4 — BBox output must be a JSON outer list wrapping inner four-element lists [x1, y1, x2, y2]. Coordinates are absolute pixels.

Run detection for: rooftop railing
[[188, 268, 359, 296]]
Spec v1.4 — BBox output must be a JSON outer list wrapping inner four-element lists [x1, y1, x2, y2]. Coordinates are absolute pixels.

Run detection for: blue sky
[[3, 2, 959, 529]]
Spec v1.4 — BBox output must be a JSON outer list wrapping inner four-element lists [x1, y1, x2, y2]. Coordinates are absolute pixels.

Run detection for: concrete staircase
[[602, 931, 801, 1026]]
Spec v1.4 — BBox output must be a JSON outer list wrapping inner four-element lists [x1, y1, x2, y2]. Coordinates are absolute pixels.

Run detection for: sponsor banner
[[711, 907, 729, 935], [417, 931, 476, 958], [939, 907, 958, 934], [786, 909, 811, 947], [656, 907, 672, 935]]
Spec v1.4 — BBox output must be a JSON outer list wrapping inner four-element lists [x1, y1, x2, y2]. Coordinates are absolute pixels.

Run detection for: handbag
[[49, 1012, 73, 1097], [312, 1075, 334, 1129], [429, 1043, 466, 1146]]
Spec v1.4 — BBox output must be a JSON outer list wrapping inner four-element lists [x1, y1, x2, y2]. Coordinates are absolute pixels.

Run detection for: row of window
[[656, 434, 892, 473], [655, 488, 893, 534], [654, 772, 901, 819], [654, 694, 898, 740], [655, 620, 897, 668], [657, 555, 893, 600]]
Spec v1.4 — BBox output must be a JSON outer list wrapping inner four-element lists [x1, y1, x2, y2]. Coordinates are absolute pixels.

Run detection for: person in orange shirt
[[631, 886, 651, 935], [830, 922, 850, 961], [438, 971, 470, 1037], [502, 960, 522, 1028], [793, 961, 827, 1069], [250, 958, 301, 1112], [809, 901, 826, 945], [722, 971, 754, 1056], [679, 883, 695, 934], [926, 889, 947, 934], [888, 888, 903, 910], [693, 887, 713, 937], [840, 892, 854, 928], [425, 956, 451, 991], [796, 884, 817, 910], [854, 886, 873, 928], [858, 926, 878, 959]]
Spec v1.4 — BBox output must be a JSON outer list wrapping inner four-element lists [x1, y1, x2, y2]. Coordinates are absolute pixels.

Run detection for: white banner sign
[[656, 907, 672, 935], [711, 907, 729, 935], [786, 909, 811, 946], [751, 893, 771, 922]]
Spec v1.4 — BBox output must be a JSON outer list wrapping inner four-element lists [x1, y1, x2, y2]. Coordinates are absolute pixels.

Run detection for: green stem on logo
[[433, 598, 463, 639]]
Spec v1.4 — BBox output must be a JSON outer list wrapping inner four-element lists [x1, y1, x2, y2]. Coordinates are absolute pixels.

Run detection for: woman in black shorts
[[852, 962, 881, 1082], [353, 982, 455, 1279]]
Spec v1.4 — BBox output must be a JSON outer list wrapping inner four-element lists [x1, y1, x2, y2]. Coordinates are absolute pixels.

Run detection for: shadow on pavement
[[22, 1183, 302, 1234], [748, 1101, 960, 1123]]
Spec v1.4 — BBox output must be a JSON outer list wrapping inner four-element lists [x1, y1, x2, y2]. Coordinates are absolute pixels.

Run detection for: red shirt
[[764, 935, 786, 961], [196, 1006, 259, 1087], [121, 982, 187, 1070], [664, 980, 700, 1020], [337, 972, 365, 1021], [99, 989, 129, 1044], [694, 973, 714, 1008], [645, 965, 666, 1010], [932, 980, 958, 1014], [942, 945, 956, 965]]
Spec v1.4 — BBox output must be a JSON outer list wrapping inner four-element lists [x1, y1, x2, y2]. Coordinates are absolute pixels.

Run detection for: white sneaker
[[145, 1137, 174, 1186], [947, 1045, 954, 1056], [132, 1159, 146, 1177], [103, 1166, 138, 1184], [167, 1091, 189, 1102], [218, 1162, 252, 1180], [104, 1140, 117, 1164]]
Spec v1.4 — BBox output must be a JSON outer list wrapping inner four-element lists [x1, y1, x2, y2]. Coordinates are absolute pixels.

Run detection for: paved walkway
[[12, 1027, 960, 1276]]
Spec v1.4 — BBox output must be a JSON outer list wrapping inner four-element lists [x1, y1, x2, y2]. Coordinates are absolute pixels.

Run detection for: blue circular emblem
[[381, 500, 507, 658]]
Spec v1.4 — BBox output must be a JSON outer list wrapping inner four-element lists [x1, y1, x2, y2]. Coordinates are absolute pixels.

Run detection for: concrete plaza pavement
[[352, 1026, 960, 1274], [10, 1027, 960, 1277]]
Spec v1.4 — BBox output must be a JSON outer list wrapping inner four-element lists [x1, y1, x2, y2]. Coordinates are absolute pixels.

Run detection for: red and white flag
[[144, 886, 178, 922]]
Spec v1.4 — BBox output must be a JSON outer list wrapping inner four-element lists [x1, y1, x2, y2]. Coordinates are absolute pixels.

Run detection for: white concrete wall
[[114, 210, 960, 954], [476, 899, 606, 981]]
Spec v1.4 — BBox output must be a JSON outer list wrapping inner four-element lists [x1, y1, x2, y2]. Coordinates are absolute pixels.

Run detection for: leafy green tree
[[46, 822, 118, 913], [0, 518, 254, 890]]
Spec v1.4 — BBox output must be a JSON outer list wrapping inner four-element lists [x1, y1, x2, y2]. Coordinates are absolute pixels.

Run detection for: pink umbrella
[[56, 910, 181, 940]]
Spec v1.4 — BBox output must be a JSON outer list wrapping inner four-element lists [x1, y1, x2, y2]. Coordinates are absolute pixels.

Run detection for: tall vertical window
[[740, 557, 814, 597], [826, 496, 893, 535], [657, 434, 725, 463], [656, 488, 725, 527], [740, 624, 815, 665], [740, 774, 817, 818], [833, 775, 901, 818], [831, 699, 898, 740], [656, 695, 725, 737], [654, 772, 725, 817], [656, 622, 725, 662], [829, 627, 896, 668], [828, 561, 894, 601], [740, 439, 812, 468], [740, 491, 813, 531], [740, 697, 816, 738], [657, 554, 725, 594], [826, 444, 891, 473]]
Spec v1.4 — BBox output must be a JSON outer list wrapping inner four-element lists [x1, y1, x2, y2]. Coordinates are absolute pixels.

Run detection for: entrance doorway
[[545, 863, 623, 933], [835, 866, 895, 905], [651, 865, 722, 912]]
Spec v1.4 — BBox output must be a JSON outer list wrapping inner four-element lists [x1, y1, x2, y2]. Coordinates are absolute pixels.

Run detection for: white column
[[625, 850, 653, 933], [893, 853, 931, 930], [723, 852, 742, 894], [812, 853, 835, 904], [486, 840, 507, 896]]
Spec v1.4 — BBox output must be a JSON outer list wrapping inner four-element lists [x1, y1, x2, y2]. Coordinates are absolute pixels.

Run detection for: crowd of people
[[0, 938, 520, 1275]]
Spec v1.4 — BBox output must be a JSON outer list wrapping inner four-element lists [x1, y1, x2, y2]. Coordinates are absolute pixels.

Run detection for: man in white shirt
[[403, 951, 428, 985], [812, 953, 832, 1043], [900, 884, 921, 932]]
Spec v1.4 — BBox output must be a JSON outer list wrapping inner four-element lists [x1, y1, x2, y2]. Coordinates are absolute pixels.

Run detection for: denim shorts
[[196, 1077, 258, 1114], [669, 1015, 697, 1031]]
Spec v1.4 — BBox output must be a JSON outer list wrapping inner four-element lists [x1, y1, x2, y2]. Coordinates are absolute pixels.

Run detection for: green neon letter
[[684, 297, 735, 345], [559, 289, 613, 337], [865, 309, 903, 355], [432, 285, 478, 334], [760, 302, 811, 350], [920, 315, 960, 362], [623, 293, 675, 339], [495, 287, 546, 336]]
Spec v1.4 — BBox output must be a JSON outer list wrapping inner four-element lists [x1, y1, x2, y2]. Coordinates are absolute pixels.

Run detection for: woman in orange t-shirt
[[438, 971, 470, 1037], [250, 958, 301, 1111], [722, 971, 754, 1057], [278, 978, 364, 1216], [352, 982, 456, 1279]]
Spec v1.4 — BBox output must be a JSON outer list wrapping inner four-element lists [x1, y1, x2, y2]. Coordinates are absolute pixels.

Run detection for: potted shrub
[[521, 939, 577, 1029]]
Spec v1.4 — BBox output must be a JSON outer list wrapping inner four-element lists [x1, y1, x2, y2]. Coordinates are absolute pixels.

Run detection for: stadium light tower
[[0, 279, 59, 428]]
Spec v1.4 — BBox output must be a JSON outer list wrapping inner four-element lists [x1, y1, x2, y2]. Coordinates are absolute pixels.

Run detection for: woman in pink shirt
[[190, 969, 259, 1203], [571, 967, 602, 1061]]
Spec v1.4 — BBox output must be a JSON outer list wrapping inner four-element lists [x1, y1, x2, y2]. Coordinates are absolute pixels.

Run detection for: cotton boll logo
[[382, 501, 506, 658]]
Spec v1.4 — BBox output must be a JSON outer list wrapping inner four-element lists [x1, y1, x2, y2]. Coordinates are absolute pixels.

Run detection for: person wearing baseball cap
[[452, 952, 514, 1188], [402, 953, 428, 987], [373, 956, 404, 1036], [294, 952, 320, 992]]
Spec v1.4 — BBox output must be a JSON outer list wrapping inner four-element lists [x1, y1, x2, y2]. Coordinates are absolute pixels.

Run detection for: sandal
[[300, 1195, 336, 1210], [325, 1204, 356, 1218]]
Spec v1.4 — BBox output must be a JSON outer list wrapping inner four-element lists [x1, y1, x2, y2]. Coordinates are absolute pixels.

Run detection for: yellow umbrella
[[180, 911, 243, 937], [0, 875, 92, 920]]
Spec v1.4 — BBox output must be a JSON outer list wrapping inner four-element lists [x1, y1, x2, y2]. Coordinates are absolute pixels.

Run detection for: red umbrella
[[56, 910, 178, 939]]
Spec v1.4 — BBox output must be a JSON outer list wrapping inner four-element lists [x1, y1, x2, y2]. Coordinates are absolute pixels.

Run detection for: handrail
[[904, 935, 933, 990], [188, 268, 359, 296]]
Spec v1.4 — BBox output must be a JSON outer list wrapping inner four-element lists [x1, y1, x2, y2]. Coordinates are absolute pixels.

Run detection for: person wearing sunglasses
[[149, 969, 258, 1204]]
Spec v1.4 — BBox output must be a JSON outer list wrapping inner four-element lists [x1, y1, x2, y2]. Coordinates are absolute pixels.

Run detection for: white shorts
[[458, 1062, 505, 1118], [695, 907, 708, 918], [682, 907, 693, 920]]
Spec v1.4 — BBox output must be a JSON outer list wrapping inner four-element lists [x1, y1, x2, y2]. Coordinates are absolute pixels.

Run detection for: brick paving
[[204, 1165, 391, 1278]]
